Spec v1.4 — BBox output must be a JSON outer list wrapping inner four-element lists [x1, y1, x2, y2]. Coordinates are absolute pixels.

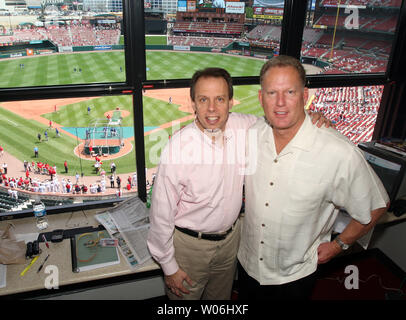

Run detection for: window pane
[[0, 1, 124, 88], [142, 85, 263, 181], [145, 0, 284, 80], [0, 95, 136, 214], [144, 83, 383, 210], [301, 0, 401, 75], [143, 87, 193, 172]]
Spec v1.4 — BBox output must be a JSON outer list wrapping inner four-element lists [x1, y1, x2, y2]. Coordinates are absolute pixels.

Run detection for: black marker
[[37, 254, 50, 273]]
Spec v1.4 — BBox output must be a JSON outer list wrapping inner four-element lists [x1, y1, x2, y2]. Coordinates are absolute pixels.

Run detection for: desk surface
[[1, 207, 404, 298], [0, 208, 160, 298]]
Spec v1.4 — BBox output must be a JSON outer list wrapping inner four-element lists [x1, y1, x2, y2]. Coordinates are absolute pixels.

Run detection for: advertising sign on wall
[[178, 0, 187, 12], [225, 2, 245, 14]]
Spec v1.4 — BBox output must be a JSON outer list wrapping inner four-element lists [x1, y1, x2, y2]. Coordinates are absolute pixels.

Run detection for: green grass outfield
[[0, 50, 265, 87], [0, 50, 264, 176]]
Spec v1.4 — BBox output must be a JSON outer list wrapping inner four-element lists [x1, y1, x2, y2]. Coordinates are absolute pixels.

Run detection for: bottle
[[33, 199, 48, 230], [146, 184, 153, 209]]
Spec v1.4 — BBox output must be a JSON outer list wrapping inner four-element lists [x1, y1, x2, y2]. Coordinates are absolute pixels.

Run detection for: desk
[[1, 208, 404, 299], [0, 209, 164, 299]]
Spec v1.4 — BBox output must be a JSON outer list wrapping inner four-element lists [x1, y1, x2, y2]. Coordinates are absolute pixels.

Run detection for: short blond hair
[[260, 55, 306, 87]]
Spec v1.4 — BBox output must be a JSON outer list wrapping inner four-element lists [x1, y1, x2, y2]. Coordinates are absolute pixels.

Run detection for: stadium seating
[[2, 25, 121, 47], [309, 86, 383, 145], [173, 21, 243, 36], [168, 36, 233, 48]]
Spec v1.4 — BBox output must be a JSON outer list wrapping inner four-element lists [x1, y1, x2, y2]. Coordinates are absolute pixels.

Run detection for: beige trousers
[[166, 218, 241, 300]]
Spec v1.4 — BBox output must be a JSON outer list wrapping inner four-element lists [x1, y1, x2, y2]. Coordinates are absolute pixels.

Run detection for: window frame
[[0, 0, 404, 210]]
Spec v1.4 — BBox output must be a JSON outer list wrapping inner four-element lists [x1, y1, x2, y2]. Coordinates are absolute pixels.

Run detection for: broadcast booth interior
[[0, 0, 405, 300]]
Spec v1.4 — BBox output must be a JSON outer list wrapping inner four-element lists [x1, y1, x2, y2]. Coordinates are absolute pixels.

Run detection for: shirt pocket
[[284, 179, 327, 217]]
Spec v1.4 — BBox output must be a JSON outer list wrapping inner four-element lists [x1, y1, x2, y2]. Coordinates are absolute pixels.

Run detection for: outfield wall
[[0, 43, 125, 59], [0, 42, 272, 60]]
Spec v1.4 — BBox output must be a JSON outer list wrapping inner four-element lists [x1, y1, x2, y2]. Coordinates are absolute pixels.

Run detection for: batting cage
[[84, 117, 124, 155]]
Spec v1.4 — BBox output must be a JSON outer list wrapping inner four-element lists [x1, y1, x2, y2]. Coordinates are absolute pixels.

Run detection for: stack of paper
[[95, 197, 152, 270]]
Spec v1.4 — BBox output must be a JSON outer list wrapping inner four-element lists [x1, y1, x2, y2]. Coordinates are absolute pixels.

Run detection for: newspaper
[[95, 196, 152, 270]]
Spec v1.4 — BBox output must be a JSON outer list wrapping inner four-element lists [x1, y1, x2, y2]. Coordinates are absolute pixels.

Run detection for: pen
[[37, 254, 50, 273], [20, 256, 39, 277], [42, 234, 50, 249]]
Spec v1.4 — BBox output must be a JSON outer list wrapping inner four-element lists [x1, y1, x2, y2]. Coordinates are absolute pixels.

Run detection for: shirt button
[[265, 202, 269, 206], [269, 182, 274, 186], [260, 241, 264, 244], [274, 159, 278, 163], [259, 258, 263, 261], [261, 224, 265, 227]]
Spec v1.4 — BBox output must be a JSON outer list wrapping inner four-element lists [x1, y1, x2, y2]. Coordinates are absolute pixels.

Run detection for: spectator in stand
[[2, 163, 7, 175]]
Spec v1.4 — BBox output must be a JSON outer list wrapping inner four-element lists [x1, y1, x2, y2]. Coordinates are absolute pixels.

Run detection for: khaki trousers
[[167, 218, 241, 300]]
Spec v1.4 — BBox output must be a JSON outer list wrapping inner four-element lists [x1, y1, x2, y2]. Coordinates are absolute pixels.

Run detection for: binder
[[70, 230, 120, 273]]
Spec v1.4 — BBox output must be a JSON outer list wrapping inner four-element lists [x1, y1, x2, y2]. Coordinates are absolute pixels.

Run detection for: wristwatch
[[334, 235, 351, 251]]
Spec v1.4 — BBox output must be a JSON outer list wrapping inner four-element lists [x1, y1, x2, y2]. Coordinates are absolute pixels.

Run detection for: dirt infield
[[0, 90, 191, 192], [0, 97, 98, 126], [104, 109, 131, 119], [144, 88, 193, 113]]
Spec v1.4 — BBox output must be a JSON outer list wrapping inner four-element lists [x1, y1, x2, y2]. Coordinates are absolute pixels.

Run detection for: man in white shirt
[[237, 55, 390, 300]]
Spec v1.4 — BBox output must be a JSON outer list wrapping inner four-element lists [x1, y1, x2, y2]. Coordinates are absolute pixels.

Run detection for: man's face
[[191, 76, 233, 132], [259, 66, 308, 135]]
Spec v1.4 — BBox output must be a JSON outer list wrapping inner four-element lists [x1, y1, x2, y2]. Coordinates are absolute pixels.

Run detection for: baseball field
[[0, 49, 266, 177]]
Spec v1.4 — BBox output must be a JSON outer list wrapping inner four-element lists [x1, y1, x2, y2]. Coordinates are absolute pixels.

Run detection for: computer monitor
[[358, 141, 406, 211]]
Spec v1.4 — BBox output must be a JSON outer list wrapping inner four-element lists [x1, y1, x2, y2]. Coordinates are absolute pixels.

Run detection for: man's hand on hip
[[165, 268, 194, 297], [317, 241, 342, 264]]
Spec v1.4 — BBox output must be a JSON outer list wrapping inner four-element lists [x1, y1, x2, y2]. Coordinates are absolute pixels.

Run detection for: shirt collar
[[289, 114, 317, 152], [192, 113, 234, 141], [263, 113, 316, 152]]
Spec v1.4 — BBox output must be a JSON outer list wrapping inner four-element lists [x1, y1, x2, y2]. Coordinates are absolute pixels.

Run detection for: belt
[[175, 219, 238, 241]]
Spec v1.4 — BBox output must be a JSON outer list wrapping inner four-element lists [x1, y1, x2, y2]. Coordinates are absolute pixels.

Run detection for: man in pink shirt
[[148, 68, 256, 300], [147, 67, 327, 300]]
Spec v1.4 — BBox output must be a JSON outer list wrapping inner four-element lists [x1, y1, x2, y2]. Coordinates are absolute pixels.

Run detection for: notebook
[[70, 230, 120, 273]]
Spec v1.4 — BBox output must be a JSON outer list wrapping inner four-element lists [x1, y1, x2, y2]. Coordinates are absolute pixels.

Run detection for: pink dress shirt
[[147, 112, 257, 275]]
